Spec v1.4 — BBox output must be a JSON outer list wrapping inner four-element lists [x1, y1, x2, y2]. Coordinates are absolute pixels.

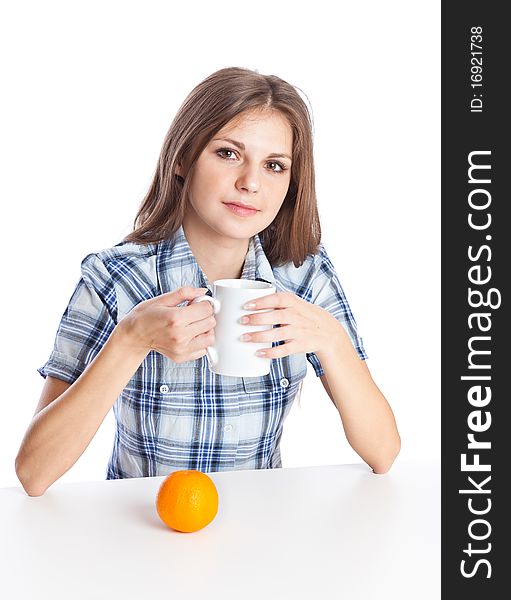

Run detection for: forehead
[[216, 110, 293, 149]]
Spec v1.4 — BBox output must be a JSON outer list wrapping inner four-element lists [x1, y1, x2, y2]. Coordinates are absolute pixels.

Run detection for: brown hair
[[123, 67, 321, 267]]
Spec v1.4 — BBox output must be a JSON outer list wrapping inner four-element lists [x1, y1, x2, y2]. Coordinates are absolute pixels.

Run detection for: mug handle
[[190, 295, 221, 366]]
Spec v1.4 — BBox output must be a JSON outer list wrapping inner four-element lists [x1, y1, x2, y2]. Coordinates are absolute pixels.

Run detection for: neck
[[182, 213, 250, 282]]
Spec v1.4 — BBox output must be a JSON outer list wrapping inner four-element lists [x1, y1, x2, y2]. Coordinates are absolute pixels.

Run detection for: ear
[[174, 162, 186, 184]]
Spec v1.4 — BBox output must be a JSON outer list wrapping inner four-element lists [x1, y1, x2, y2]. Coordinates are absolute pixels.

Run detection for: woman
[[16, 67, 400, 496]]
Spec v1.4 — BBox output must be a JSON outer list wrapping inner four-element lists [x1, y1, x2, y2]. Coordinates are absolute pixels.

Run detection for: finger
[[189, 348, 208, 360], [186, 312, 217, 338], [163, 347, 208, 363], [186, 345, 210, 361], [188, 329, 215, 353], [179, 299, 215, 325], [256, 340, 297, 359], [159, 291, 214, 327], [243, 291, 293, 311], [241, 307, 293, 326], [161, 327, 214, 360], [154, 286, 209, 308], [242, 324, 294, 344]]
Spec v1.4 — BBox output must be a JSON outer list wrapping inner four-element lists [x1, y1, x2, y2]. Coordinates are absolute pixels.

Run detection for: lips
[[223, 202, 258, 210], [223, 202, 259, 216]]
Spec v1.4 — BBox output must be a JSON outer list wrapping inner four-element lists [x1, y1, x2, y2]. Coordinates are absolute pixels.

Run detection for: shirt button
[[280, 378, 289, 388], [224, 424, 233, 433], [160, 384, 169, 394]]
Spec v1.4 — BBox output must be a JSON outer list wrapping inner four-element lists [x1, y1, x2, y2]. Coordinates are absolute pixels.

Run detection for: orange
[[156, 470, 219, 533]]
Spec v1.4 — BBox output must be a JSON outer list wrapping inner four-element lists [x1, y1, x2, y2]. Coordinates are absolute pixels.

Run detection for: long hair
[[123, 67, 321, 267]]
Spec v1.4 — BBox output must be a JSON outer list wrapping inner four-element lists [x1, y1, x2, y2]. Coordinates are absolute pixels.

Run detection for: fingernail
[[240, 333, 251, 341], [255, 350, 266, 357], [244, 302, 256, 309], [240, 316, 250, 324]]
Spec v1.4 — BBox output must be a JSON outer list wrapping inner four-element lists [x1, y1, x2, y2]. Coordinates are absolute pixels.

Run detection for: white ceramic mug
[[191, 279, 276, 377]]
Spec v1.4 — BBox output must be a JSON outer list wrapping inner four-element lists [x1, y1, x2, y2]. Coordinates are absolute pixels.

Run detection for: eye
[[216, 148, 238, 160], [216, 147, 288, 174], [267, 161, 287, 174]]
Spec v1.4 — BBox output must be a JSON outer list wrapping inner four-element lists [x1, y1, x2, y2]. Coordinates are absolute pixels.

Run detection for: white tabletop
[[0, 460, 439, 600]]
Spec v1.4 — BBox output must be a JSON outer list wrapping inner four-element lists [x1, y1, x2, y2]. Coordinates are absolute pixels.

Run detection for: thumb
[[154, 286, 209, 308]]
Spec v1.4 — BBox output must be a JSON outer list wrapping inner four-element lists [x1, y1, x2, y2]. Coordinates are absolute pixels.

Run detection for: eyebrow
[[212, 138, 292, 161]]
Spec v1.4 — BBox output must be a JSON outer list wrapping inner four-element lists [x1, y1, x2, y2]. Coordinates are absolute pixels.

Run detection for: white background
[[0, 0, 440, 488]]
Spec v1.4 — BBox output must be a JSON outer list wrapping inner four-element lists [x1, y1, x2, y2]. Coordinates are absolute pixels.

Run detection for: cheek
[[272, 176, 291, 202], [189, 166, 219, 203], [267, 193, 287, 218]]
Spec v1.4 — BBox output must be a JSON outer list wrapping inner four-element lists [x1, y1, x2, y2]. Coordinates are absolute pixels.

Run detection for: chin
[[210, 215, 263, 239]]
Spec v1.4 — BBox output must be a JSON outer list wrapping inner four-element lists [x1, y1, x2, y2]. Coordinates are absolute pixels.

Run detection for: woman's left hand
[[239, 291, 342, 359]]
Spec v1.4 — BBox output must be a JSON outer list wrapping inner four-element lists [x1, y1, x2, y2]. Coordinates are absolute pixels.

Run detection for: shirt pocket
[[156, 358, 202, 447], [122, 353, 199, 425], [241, 352, 308, 398], [238, 353, 308, 458]]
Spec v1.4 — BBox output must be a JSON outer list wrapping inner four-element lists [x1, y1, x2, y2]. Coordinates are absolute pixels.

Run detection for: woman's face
[[181, 109, 293, 240]]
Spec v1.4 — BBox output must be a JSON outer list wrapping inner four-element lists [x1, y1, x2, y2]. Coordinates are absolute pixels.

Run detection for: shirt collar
[[156, 224, 276, 296]]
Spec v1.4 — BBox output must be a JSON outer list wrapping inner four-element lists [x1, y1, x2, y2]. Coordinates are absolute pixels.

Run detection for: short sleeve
[[306, 243, 368, 377], [37, 253, 118, 384]]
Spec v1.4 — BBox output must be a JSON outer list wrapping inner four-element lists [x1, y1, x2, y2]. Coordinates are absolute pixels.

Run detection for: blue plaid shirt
[[38, 225, 367, 478]]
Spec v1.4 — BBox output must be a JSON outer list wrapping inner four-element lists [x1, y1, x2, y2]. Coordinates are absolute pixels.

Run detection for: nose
[[236, 163, 260, 194]]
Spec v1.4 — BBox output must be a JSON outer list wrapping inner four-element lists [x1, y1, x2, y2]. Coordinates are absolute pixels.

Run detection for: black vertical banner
[[442, 2, 508, 598]]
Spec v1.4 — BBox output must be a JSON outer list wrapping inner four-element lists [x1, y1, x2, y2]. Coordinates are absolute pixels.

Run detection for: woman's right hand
[[116, 286, 216, 363]]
